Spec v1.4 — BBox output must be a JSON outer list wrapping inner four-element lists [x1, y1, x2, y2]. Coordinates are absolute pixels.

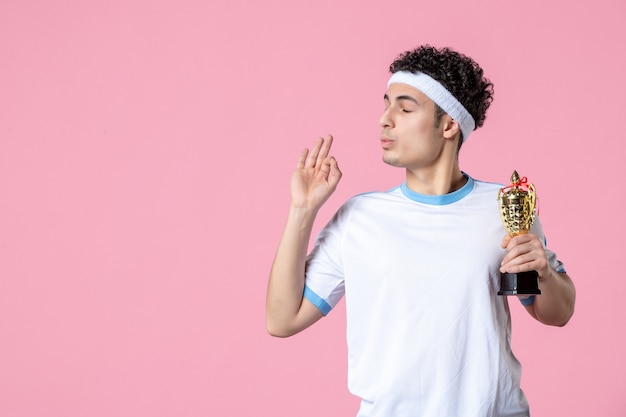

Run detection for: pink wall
[[1, 0, 624, 415]]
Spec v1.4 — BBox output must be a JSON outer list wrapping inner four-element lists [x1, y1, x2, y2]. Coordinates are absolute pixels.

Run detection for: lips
[[380, 137, 394, 148]]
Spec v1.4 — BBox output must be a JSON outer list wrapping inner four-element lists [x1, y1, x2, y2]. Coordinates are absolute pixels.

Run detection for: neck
[[405, 164, 465, 196]]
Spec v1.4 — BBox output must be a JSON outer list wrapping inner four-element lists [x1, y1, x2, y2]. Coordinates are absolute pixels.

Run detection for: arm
[[500, 234, 576, 326], [266, 135, 342, 337]]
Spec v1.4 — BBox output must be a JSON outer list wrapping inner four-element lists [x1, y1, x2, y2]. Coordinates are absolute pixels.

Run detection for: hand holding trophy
[[497, 171, 542, 296]]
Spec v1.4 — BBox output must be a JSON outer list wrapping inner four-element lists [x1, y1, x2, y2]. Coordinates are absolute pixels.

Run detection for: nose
[[379, 107, 393, 128]]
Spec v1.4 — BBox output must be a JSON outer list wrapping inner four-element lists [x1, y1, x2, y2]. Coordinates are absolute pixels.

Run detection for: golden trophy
[[497, 171, 542, 296]]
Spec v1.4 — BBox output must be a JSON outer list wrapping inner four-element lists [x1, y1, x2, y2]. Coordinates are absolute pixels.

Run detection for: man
[[265, 45, 575, 416]]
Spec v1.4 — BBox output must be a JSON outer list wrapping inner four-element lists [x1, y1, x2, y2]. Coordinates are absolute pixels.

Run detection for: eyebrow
[[383, 93, 419, 104]]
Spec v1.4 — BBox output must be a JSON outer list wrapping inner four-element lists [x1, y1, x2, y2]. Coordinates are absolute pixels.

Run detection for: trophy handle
[[497, 188, 507, 230], [527, 184, 537, 220]]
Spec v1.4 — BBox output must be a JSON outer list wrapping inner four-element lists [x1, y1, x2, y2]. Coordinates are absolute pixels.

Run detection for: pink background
[[1, 0, 624, 415]]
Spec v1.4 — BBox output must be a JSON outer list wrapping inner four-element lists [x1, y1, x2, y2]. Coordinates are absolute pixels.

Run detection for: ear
[[442, 117, 461, 140]]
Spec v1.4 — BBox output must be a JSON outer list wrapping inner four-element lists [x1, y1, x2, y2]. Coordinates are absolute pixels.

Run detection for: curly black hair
[[389, 45, 494, 133]]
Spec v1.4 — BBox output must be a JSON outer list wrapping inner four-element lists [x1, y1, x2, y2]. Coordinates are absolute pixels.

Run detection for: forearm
[[266, 136, 341, 336], [266, 207, 319, 336], [528, 270, 576, 326]]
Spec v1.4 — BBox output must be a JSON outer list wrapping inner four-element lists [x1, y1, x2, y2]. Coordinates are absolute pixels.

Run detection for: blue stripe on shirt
[[303, 286, 332, 316]]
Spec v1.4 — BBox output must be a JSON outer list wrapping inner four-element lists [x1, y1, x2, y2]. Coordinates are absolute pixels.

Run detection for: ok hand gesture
[[290, 135, 342, 211]]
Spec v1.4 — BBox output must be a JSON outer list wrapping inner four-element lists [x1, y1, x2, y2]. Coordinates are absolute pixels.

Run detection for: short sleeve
[[303, 203, 351, 315]]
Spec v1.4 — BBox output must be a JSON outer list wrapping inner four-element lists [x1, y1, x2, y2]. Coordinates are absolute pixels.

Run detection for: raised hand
[[290, 135, 342, 211]]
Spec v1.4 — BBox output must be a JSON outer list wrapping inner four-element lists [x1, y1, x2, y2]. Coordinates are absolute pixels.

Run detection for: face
[[379, 83, 448, 171]]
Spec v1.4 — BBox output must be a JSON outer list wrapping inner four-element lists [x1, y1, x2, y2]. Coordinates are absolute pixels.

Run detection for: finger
[[296, 148, 309, 169], [315, 135, 333, 169], [305, 137, 324, 168], [501, 240, 531, 263], [510, 233, 537, 246], [317, 155, 332, 179], [327, 157, 342, 190], [501, 255, 545, 274], [500, 238, 528, 268], [501, 244, 547, 273], [501, 249, 530, 273], [502, 233, 537, 253]]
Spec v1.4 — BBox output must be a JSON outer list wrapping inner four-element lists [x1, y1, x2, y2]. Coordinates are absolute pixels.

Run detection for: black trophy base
[[498, 270, 541, 296]]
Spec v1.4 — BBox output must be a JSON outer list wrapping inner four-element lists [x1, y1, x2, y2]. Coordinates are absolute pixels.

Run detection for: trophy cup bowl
[[497, 171, 542, 296]]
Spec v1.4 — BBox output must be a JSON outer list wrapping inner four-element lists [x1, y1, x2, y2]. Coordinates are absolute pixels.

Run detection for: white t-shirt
[[304, 176, 564, 417]]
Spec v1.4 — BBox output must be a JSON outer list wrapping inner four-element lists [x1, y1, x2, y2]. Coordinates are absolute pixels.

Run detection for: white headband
[[387, 71, 476, 142]]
